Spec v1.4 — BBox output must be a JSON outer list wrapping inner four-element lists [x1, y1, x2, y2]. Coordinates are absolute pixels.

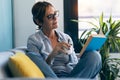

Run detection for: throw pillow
[[8, 52, 45, 78]]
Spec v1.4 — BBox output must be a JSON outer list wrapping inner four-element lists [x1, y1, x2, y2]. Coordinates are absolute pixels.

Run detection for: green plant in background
[[98, 13, 120, 80], [71, 13, 120, 80]]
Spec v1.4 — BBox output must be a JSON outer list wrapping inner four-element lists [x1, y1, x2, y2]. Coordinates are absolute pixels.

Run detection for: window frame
[[64, 0, 79, 53]]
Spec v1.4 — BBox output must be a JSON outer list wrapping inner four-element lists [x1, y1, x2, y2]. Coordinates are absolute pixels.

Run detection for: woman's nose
[[53, 16, 58, 20]]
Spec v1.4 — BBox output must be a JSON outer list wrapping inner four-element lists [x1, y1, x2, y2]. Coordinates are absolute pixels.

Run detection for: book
[[78, 34, 107, 57]]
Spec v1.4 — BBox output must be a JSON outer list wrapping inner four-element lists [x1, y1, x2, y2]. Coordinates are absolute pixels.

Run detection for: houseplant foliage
[[98, 13, 120, 80], [71, 13, 120, 80]]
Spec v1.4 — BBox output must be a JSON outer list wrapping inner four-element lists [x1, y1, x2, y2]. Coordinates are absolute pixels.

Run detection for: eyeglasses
[[46, 10, 59, 20]]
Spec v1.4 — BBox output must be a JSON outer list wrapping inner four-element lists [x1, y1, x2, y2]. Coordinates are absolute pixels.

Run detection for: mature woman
[[27, 1, 102, 79]]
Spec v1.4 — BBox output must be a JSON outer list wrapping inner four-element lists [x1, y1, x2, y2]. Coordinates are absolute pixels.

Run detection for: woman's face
[[42, 6, 59, 31]]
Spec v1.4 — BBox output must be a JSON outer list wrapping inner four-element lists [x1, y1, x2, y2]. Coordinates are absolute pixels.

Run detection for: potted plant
[[71, 13, 120, 80]]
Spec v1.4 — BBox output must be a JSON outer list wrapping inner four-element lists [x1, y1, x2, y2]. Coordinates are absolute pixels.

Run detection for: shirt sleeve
[[27, 36, 41, 54], [27, 35, 50, 60]]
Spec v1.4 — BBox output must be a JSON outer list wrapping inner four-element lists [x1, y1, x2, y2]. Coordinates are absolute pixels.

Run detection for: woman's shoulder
[[28, 30, 43, 41]]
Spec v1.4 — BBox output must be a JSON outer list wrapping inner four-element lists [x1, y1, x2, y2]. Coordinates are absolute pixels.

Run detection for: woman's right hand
[[46, 42, 71, 65], [51, 42, 71, 57]]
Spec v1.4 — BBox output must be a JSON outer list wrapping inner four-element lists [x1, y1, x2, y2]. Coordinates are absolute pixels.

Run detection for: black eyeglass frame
[[46, 10, 59, 20]]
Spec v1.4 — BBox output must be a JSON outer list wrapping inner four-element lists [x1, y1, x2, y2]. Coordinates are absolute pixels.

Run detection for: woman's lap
[[67, 50, 102, 78]]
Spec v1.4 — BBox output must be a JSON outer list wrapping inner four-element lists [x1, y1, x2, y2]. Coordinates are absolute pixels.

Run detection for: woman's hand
[[52, 42, 71, 56], [46, 42, 71, 65]]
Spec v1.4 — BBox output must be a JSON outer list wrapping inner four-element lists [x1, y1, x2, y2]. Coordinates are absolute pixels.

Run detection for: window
[[78, 0, 120, 38], [64, 0, 120, 52]]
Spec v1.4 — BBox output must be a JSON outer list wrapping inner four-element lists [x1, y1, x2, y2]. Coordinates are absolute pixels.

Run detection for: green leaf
[[99, 12, 104, 27]]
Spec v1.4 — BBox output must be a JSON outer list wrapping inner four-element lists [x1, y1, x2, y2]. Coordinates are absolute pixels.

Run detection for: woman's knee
[[88, 51, 101, 60], [82, 50, 102, 66], [71, 50, 102, 78]]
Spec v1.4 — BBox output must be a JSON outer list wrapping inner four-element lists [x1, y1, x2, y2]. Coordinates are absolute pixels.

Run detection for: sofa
[[0, 47, 96, 80]]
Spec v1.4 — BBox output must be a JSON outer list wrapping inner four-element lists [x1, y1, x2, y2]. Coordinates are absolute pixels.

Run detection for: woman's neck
[[42, 29, 56, 38], [42, 29, 58, 48]]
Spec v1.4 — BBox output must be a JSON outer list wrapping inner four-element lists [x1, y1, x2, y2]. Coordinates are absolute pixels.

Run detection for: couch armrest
[[0, 52, 14, 78]]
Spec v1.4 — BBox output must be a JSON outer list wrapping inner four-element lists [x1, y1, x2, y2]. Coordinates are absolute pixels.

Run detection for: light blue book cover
[[86, 37, 107, 51], [79, 34, 107, 57]]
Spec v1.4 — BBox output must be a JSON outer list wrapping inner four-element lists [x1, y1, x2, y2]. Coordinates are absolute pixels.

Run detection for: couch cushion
[[8, 52, 45, 78]]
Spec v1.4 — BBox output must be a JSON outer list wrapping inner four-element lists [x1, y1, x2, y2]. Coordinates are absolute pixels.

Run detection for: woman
[[27, 1, 102, 79]]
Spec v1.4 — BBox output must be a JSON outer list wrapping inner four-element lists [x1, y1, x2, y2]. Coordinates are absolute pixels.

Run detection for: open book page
[[78, 34, 107, 58]]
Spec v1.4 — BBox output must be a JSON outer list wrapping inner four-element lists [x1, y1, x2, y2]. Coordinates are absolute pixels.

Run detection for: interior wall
[[13, 0, 35, 47]]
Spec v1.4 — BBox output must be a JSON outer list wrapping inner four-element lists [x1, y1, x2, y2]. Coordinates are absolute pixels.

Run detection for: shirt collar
[[39, 29, 64, 42], [55, 30, 64, 42], [39, 29, 48, 41]]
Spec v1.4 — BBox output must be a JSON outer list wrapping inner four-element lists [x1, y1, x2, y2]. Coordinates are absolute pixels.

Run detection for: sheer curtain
[[0, 0, 13, 52]]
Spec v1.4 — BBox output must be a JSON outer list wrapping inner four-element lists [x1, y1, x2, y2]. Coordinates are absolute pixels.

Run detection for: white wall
[[13, 0, 36, 47], [13, 0, 64, 47]]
